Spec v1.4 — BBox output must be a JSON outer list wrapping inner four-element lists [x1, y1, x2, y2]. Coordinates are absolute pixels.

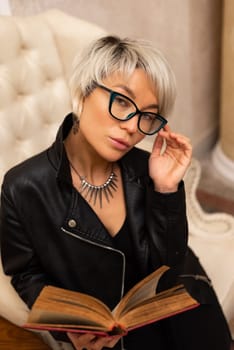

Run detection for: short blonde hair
[[69, 35, 176, 117]]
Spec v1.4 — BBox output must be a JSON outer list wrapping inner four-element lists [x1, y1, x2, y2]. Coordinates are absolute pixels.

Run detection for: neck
[[64, 134, 118, 208], [64, 131, 114, 184]]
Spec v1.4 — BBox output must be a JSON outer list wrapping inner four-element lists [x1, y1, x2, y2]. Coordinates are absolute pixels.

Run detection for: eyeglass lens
[[110, 93, 165, 134]]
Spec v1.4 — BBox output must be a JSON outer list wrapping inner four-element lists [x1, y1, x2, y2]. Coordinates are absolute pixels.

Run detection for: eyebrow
[[113, 84, 136, 99], [113, 84, 159, 111]]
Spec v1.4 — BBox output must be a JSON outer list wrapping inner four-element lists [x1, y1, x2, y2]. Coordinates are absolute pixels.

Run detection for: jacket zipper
[[179, 274, 212, 286]]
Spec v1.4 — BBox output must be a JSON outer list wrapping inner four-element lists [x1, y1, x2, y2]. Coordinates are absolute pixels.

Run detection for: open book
[[24, 265, 199, 336]]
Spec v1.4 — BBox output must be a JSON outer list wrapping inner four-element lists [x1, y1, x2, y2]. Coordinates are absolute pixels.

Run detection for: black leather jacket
[[0, 114, 195, 350], [1, 114, 232, 350], [0, 114, 188, 309]]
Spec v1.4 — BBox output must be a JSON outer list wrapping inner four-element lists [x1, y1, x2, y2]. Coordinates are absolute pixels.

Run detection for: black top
[[112, 219, 139, 294]]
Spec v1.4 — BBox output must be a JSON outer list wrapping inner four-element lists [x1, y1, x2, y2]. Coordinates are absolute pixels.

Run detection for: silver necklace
[[69, 162, 118, 208]]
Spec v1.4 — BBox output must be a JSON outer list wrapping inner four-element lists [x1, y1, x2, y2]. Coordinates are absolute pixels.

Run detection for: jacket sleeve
[[146, 181, 188, 268], [0, 181, 45, 308]]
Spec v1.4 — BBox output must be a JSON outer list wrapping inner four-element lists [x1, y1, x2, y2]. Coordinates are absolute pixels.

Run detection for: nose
[[119, 115, 139, 134]]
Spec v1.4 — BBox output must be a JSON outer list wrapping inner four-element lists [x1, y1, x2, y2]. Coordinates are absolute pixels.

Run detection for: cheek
[[81, 98, 109, 125], [79, 107, 113, 141], [135, 133, 145, 145]]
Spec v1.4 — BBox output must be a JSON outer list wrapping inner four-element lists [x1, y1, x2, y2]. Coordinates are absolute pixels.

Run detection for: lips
[[110, 137, 131, 150]]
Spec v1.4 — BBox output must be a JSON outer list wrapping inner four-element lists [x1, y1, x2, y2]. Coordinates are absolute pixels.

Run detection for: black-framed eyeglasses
[[96, 83, 167, 135]]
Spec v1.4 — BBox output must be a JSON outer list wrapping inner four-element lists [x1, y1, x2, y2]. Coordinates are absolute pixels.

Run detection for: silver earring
[[72, 114, 79, 135]]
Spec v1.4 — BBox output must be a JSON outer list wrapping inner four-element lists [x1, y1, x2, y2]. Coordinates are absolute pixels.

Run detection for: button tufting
[[68, 219, 77, 228], [20, 43, 27, 50]]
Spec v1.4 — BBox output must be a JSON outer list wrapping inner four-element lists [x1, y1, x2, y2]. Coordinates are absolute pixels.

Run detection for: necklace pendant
[[76, 171, 118, 208]]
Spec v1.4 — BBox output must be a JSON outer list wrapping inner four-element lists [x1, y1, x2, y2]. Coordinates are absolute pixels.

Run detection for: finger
[[160, 131, 191, 149], [157, 124, 171, 136], [158, 124, 187, 139], [170, 133, 191, 144], [91, 335, 122, 349], [162, 124, 171, 132], [170, 135, 192, 153], [151, 133, 165, 155], [106, 335, 122, 348], [67, 332, 96, 349]]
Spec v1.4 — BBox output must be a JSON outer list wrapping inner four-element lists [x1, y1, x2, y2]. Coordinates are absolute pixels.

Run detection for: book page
[[36, 285, 113, 317], [118, 286, 198, 330], [113, 265, 169, 319], [27, 286, 115, 331]]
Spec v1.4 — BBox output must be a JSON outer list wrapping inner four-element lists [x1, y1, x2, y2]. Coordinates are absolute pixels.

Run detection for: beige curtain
[[220, 0, 234, 161]]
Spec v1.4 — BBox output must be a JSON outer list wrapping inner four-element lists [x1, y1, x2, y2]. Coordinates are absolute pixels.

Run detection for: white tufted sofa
[[0, 8, 106, 349], [0, 8, 106, 184], [184, 158, 234, 339], [0, 9, 233, 348]]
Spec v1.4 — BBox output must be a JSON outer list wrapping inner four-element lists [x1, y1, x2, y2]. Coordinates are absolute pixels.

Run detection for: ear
[[77, 97, 84, 117]]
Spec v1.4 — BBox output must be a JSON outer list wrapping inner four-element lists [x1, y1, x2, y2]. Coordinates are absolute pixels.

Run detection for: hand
[[149, 125, 192, 193], [67, 332, 122, 350]]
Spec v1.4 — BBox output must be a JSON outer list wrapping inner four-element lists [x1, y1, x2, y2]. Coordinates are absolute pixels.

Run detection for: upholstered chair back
[[0, 9, 106, 186], [0, 9, 106, 328]]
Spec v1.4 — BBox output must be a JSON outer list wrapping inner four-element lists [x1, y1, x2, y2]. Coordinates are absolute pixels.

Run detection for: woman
[[0, 35, 231, 350]]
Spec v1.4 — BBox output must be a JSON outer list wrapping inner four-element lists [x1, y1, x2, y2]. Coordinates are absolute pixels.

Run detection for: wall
[[220, 0, 234, 160], [0, 0, 11, 14], [5, 0, 223, 157], [211, 0, 234, 183]]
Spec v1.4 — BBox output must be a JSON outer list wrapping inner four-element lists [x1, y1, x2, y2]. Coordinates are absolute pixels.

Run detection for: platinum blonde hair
[[69, 35, 176, 117]]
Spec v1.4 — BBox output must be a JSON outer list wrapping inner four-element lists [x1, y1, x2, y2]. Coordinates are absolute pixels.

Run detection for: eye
[[114, 95, 132, 108], [141, 112, 156, 121]]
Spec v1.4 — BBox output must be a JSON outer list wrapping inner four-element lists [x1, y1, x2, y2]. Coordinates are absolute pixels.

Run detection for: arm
[[0, 183, 46, 308], [146, 125, 192, 267], [146, 180, 188, 267]]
